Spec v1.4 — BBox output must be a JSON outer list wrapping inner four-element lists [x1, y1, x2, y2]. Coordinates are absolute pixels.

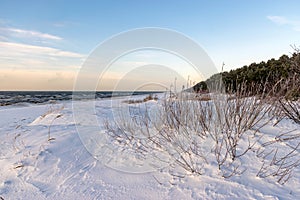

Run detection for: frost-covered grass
[[0, 94, 299, 199]]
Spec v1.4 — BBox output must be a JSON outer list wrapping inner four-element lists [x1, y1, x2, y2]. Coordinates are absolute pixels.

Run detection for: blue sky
[[0, 0, 300, 90]]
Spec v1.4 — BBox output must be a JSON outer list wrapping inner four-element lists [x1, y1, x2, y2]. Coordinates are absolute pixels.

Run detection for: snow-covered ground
[[0, 95, 299, 199]]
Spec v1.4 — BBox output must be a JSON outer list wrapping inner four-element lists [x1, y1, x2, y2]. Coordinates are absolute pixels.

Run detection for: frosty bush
[[105, 78, 299, 183]]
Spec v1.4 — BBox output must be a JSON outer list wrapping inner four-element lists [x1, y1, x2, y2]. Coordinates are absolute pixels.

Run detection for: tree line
[[193, 51, 300, 99]]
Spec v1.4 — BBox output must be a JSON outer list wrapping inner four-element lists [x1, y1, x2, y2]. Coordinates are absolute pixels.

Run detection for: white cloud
[[0, 41, 84, 58], [267, 15, 300, 31], [0, 23, 84, 90], [0, 41, 85, 76], [267, 16, 288, 25], [0, 27, 62, 40]]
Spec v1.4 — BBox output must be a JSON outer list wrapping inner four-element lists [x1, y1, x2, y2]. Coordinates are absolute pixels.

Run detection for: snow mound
[[29, 108, 74, 126]]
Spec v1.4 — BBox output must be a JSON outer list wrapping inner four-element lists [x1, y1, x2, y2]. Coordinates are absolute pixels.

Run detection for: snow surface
[[0, 94, 299, 199]]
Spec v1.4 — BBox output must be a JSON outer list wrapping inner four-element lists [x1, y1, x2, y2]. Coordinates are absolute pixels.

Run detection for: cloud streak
[[0, 27, 62, 40], [0, 41, 84, 58], [267, 15, 300, 31], [0, 41, 85, 80]]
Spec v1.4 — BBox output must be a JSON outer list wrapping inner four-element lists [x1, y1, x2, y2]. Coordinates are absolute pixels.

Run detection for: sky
[[0, 0, 300, 91]]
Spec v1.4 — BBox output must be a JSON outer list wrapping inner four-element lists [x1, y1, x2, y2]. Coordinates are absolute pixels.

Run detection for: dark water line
[[0, 91, 163, 106]]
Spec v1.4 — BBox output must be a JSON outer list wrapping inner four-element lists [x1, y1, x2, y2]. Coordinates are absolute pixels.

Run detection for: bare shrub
[[46, 105, 64, 142], [278, 99, 300, 124], [276, 47, 300, 124], [256, 129, 300, 184], [123, 94, 158, 104], [104, 77, 299, 182], [209, 82, 274, 176], [105, 93, 211, 174], [105, 82, 275, 177]]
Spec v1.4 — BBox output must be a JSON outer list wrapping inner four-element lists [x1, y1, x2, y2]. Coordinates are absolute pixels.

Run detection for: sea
[[0, 91, 162, 106]]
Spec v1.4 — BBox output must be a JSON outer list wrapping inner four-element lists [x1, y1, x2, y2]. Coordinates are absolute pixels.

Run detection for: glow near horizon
[[0, 0, 300, 91]]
